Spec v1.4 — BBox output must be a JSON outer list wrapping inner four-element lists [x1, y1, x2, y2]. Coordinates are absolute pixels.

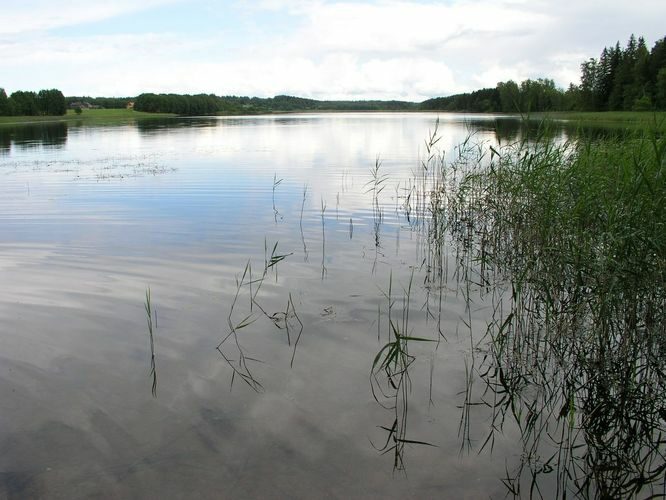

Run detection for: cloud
[[261, 1, 551, 56], [2, 0, 666, 99], [28, 51, 456, 101]]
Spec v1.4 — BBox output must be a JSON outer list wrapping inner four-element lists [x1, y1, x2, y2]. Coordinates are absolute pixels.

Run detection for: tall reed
[[445, 127, 666, 498], [145, 288, 158, 397]]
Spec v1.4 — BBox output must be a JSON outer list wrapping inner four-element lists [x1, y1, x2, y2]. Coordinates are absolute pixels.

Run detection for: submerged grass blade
[[145, 287, 158, 398]]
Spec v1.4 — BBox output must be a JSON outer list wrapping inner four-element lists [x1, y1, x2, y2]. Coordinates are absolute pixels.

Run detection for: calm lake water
[[0, 113, 585, 498]]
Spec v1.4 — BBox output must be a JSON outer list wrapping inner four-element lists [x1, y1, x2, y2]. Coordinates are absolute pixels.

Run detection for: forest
[[422, 34, 666, 112], [132, 93, 417, 115], [0, 89, 66, 116]]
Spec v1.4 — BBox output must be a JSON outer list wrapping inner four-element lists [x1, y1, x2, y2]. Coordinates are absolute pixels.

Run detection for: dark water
[[0, 113, 619, 498]]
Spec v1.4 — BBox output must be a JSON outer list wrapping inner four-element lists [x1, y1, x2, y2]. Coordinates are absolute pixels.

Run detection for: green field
[[0, 108, 176, 126], [532, 110, 666, 128]]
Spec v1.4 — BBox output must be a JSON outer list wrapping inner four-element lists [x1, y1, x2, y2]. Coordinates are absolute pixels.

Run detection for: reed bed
[[440, 128, 666, 498]]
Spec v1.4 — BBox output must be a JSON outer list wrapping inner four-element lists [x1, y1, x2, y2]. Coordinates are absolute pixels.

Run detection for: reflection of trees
[[135, 117, 219, 135], [460, 118, 632, 145], [464, 118, 558, 144], [0, 128, 10, 154], [135, 116, 326, 137], [492, 119, 523, 143], [1, 122, 68, 150]]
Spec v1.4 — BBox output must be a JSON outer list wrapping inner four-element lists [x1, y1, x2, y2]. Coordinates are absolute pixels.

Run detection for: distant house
[[69, 101, 100, 110], [126, 101, 135, 110]]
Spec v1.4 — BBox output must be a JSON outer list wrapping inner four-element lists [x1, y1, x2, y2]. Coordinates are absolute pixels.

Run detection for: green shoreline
[[1, 108, 665, 128], [531, 110, 666, 125], [0, 109, 176, 126]]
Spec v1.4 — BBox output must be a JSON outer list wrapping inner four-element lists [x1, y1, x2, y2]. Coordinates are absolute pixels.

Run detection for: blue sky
[[2, 0, 666, 100]]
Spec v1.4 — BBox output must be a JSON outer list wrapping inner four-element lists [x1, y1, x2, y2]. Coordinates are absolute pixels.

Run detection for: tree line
[[422, 34, 666, 113], [420, 79, 566, 113], [577, 34, 666, 111], [133, 93, 418, 115], [0, 88, 67, 116], [134, 93, 227, 114]]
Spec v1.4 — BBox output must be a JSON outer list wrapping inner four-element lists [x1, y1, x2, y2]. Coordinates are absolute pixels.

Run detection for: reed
[[144, 288, 158, 397], [371, 271, 436, 471], [217, 240, 305, 391], [300, 184, 309, 261], [321, 197, 327, 279], [272, 173, 283, 222], [443, 126, 666, 498]]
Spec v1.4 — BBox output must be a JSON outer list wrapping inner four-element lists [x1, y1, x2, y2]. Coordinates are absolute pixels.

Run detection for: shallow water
[[0, 113, 574, 498]]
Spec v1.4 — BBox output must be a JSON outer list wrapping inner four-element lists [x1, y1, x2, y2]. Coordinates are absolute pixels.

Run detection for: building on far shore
[[126, 101, 135, 110], [69, 101, 100, 110]]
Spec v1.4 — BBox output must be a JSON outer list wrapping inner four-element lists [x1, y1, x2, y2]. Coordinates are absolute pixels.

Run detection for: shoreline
[[1, 109, 664, 128]]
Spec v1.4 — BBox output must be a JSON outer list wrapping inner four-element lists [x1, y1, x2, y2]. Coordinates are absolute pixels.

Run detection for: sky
[[1, 0, 665, 101]]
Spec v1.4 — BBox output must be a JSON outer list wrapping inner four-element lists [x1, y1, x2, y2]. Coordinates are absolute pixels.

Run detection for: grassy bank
[[532, 110, 666, 129], [0, 108, 176, 126]]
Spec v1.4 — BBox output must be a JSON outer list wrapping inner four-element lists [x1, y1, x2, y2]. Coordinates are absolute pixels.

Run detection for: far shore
[[0, 109, 176, 126], [1, 108, 664, 128]]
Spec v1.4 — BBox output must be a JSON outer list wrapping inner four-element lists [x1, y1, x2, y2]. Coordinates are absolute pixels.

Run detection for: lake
[[0, 113, 622, 498]]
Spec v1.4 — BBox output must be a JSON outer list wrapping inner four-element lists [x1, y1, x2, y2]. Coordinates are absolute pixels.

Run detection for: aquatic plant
[[320, 197, 327, 279], [144, 287, 158, 397], [445, 128, 666, 498], [273, 173, 283, 221], [217, 240, 304, 390], [371, 271, 436, 471], [300, 184, 309, 261]]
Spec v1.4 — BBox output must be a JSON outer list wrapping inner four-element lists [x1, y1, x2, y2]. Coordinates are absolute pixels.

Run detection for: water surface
[[0, 113, 581, 498]]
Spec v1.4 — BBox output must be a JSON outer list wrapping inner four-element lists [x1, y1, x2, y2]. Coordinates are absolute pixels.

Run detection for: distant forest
[[2, 33, 665, 116], [0, 89, 66, 116], [422, 34, 666, 112], [131, 93, 416, 115]]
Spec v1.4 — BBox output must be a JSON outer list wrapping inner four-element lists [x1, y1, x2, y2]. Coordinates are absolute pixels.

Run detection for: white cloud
[[264, 0, 550, 56], [473, 63, 531, 89], [2, 0, 666, 99]]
